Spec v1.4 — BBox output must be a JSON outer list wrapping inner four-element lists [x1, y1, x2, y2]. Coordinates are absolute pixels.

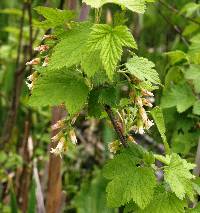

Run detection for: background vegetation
[[0, 0, 200, 212]]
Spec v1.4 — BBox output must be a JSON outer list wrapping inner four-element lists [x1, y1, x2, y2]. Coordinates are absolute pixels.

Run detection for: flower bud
[[42, 34, 56, 40], [142, 98, 153, 108], [139, 107, 148, 124], [108, 141, 120, 154], [50, 137, 66, 158], [34, 45, 49, 53], [25, 81, 34, 90], [141, 89, 154, 97], [51, 131, 63, 142], [42, 56, 49, 67], [26, 58, 40, 66], [69, 129, 77, 145], [135, 96, 143, 107], [51, 119, 65, 131]]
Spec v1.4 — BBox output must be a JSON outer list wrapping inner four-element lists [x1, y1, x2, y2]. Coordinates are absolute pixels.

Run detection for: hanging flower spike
[[108, 140, 120, 154], [42, 56, 49, 67], [141, 89, 154, 97], [51, 119, 65, 131], [69, 129, 77, 145], [26, 58, 40, 66], [34, 45, 49, 53], [50, 137, 66, 158]]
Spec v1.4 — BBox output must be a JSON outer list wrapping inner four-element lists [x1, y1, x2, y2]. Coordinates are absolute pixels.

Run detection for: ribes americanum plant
[[25, 1, 200, 212]]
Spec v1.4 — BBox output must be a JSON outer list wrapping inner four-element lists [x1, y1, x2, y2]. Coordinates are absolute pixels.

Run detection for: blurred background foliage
[[0, 0, 200, 212]]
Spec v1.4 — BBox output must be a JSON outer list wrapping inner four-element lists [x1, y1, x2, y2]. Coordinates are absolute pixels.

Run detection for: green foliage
[[103, 144, 156, 209], [87, 24, 137, 79], [74, 171, 116, 213], [29, 68, 89, 114], [139, 190, 186, 213], [164, 153, 196, 201], [126, 55, 160, 85], [49, 22, 92, 70], [83, 0, 155, 13], [150, 107, 169, 154], [34, 6, 75, 29], [161, 82, 196, 113]]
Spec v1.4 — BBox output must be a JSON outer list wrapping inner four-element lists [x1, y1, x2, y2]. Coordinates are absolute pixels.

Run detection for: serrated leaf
[[83, 0, 154, 13], [184, 65, 200, 93], [29, 68, 89, 114], [139, 191, 186, 213], [161, 82, 196, 113], [98, 87, 118, 106], [34, 6, 75, 28], [103, 146, 156, 209], [48, 22, 92, 70], [88, 90, 103, 118], [126, 55, 160, 85], [87, 24, 137, 79], [164, 153, 196, 201], [81, 50, 102, 77], [150, 107, 169, 153]]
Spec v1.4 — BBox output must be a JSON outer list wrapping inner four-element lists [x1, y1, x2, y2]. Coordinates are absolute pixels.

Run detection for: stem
[[158, 0, 200, 25], [104, 105, 128, 148], [193, 137, 200, 176]]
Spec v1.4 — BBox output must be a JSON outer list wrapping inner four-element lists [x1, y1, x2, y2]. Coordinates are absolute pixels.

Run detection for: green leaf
[[87, 24, 137, 79], [180, 3, 200, 17], [27, 180, 36, 213], [103, 146, 156, 209], [49, 22, 92, 70], [139, 190, 186, 213], [193, 100, 200, 115], [83, 0, 155, 13], [34, 6, 75, 28], [81, 50, 102, 77], [164, 153, 196, 201], [126, 55, 160, 85], [74, 171, 116, 213], [29, 68, 89, 114], [150, 107, 170, 154], [98, 86, 118, 107], [184, 65, 200, 93], [161, 82, 196, 113], [88, 90, 103, 118], [165, 50, 189, 65]]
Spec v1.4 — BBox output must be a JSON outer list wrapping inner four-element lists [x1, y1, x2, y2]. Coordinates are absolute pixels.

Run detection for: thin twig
[[105, 105, 128, 148], [158, 0, 200, 25], [157, 8, 190, 47]]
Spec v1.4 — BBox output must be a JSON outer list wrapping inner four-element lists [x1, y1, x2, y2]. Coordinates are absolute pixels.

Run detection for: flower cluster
[[50, 119, 78, 158]]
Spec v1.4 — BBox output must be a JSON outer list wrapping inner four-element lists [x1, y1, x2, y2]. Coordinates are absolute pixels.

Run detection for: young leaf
[[161, 82, 196, 113], [49, 22, 92, 70], [87, 24, 137, 79], [29, 68, 89, 114], [151, 107, 170, 154], [126, 55, 160, 85], [103, 147, 156, 209], [164, 153, 196, 201], [83, 0, 155, 14]]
